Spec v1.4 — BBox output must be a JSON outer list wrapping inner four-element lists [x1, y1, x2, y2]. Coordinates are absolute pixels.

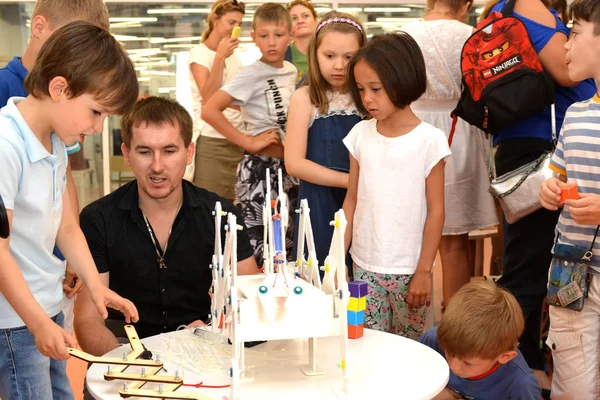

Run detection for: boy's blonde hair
[[305, 11, 366, 114], [437, 280, 524, 360], [32, 0, 110, 31], [201, 0, 246, 42], [24, 21, 138, 115], [253, 3, 292, 31], [121, 97, 193, 148]]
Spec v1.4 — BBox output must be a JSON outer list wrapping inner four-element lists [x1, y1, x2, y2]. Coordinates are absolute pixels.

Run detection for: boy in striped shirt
[[539, 0, 600, 397]]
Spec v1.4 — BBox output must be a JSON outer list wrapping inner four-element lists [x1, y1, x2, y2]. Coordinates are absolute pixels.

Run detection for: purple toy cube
[[349, 280, 368, 298]]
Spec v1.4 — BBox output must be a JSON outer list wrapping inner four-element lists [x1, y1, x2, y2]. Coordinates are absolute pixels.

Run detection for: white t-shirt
[[343, 119, 451, 275], [221, 60, 297, 140], [188, 43, 244, 139]]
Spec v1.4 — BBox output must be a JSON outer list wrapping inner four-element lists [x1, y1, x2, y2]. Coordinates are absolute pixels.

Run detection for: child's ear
[[48, 77, 68, 102], [497, 350, 518, 365], [251, 30, 256, 43]]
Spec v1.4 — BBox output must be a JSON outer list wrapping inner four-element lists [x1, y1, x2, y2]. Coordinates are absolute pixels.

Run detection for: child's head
[[347, 32, 426, 120], [24, 21, 138, 146], [120, 97, 194, 199], [30, 0, 109, 51], [252, 3, 292, 67], [306, 11, 366, 114], [202, 0, 245, 41], [437, 280, 524, 379], [565, 0, 600, 82], [287, 0, 318, 40]]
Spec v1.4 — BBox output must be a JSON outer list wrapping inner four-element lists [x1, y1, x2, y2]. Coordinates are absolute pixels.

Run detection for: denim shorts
[[0, 312, 73, 400]]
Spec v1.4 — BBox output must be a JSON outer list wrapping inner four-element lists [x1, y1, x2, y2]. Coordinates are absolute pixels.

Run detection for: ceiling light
[[163, 44, 196, 49], [150, 36, 202, 44], [137, 77, 151, 82], [315, 7, 332, 13], [158, 87, 177, 94], [110, 17, 158, 23], [147, 8, 211, 14], [337, 7, 362, 13], [364, 7, 411, 12], [375, 17, 417, 23]]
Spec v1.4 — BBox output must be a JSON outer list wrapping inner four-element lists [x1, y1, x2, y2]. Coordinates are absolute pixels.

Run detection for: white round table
[[87, 328, 449, 400]]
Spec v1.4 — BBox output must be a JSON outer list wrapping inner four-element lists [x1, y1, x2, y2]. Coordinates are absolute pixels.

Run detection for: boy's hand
[[89, 286, 139, 323], [216, 37, 239, 60], [62, 265, 83, 298], [540, 177, 565, 210], [407, 270, 432, 309], [565, 193, 600, 225], [433, 388, 464, 400], [246, 129, 280, 154], [32, 319, 79, 360]]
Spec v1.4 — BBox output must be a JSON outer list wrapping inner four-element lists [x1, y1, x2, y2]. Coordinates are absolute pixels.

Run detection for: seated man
[[75, 97, 258, 356], [419, 280, 541, 400]]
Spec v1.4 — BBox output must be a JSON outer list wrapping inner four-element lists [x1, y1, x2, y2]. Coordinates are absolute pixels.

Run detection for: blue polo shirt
[[0, 97, 67, 328], [419, 328, 541, 400], [0, 57, 81, 154]]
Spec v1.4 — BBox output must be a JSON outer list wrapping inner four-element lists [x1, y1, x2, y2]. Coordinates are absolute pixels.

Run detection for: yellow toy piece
[[231, 26, 241, 38], [347, 296, 366, 312]]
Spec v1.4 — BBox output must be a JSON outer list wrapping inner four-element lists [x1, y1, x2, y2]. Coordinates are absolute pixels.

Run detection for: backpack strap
[[448, 115, 458, 148], [502, 0, 517, 17]]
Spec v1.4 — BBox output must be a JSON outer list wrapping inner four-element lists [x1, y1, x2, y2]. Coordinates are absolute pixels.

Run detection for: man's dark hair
[[121, 97, 193, 148]]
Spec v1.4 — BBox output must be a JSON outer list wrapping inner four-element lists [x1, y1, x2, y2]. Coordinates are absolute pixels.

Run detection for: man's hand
[[246, 129, 280, 154], [565, 193, 600, 225], [31, 318, 80, 360], [62, 265, 83, 298], [407, 270, 432, 309], [187, 320, 206, 328], [540, 177, 565, 210], [88, 285, 139, 323]]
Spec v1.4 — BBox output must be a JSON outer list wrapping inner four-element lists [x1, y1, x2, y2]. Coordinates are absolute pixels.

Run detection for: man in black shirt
[[74, 97, 257, 356]]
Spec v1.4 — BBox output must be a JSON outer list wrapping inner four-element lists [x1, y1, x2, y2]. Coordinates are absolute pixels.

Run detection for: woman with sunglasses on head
[[187, 0, 245, 200], [286, 0, 319, 87]]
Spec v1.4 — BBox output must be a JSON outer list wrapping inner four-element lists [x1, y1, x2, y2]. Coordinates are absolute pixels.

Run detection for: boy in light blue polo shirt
[[0, 22, 140, 399], [0, 0, 111, 321]]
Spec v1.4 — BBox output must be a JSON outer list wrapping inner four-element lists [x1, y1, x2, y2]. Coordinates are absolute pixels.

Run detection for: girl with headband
[[285, 11, 366, 279]]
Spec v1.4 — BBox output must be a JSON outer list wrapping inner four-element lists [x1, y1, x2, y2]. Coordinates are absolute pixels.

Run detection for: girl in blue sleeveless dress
[[284, 11, 366, 271]]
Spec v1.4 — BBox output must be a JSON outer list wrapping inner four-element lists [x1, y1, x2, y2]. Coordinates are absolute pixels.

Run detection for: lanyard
[[140, 196, 183, 270]]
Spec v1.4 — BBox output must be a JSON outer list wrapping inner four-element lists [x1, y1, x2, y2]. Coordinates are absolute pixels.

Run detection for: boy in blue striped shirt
[[540, 0, 600, 397]]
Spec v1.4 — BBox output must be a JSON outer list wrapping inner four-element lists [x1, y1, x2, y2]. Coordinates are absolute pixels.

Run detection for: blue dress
[[293, 92, 362, 268]]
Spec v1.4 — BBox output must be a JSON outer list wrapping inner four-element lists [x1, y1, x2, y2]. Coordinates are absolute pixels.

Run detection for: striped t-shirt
[[550, 94, 600, 274]]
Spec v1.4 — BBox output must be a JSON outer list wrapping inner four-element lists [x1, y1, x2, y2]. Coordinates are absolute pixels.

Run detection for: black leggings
[[495, 137, 559, 371]]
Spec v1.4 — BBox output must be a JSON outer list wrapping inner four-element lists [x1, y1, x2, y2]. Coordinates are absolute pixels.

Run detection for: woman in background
[[286, 0, 318, 87], [402, 0, 498, 308], [187, 0, 245, 200]]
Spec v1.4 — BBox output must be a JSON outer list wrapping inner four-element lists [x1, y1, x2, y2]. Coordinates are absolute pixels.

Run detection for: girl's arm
[[190, 38, 240, 103], [515, 0, 577, 87], [0, 210, 79, 360], [55, 188, 138, 324], [342, 154, 359, 255], [202, 90, 280, 154], [284, 88, 349, 188], [407, 160, 445, 310]]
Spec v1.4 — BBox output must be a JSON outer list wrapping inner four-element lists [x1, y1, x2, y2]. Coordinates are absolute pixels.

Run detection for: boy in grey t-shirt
[[202, 3, 298, 266]]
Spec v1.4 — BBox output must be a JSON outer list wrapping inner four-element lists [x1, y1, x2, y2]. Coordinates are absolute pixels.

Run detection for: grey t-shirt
[[221, 60, 297, 140]]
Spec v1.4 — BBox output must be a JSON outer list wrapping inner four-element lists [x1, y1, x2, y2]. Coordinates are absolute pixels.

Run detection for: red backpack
[[450, 0, 554, 137]]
